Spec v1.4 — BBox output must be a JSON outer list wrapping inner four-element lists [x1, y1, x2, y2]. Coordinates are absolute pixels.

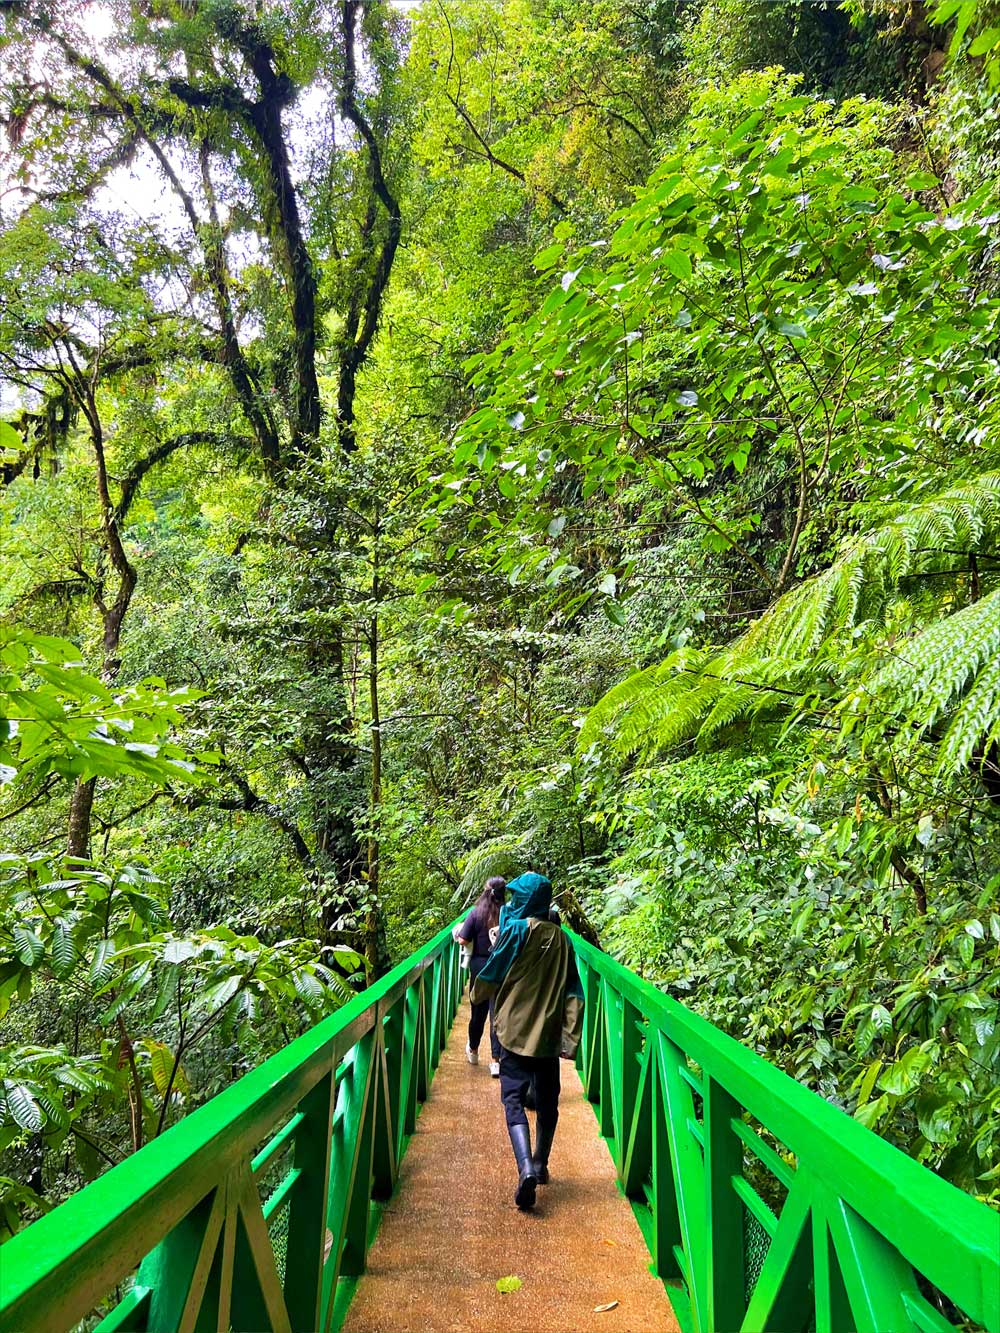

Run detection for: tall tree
[[2, 0, 410, 946]]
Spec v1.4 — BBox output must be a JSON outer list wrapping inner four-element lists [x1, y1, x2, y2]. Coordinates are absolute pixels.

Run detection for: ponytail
[[476, 876, 507, 933]]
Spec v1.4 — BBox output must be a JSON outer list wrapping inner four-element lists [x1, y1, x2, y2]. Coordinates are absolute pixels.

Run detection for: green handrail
[[3, 924, 998, 1333], [0, 922, 464, 1333], [570, 932, 1000, 1333]]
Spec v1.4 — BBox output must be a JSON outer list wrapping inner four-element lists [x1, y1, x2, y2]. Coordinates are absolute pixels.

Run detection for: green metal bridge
[[1, 925, 997, 1333]]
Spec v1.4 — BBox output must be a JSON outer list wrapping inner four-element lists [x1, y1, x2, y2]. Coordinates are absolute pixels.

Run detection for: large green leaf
[[88, 939, 118, 988], [50, 921, 79, 977], [12, 927, 43, 968], [3, 1082, 43, 1132]]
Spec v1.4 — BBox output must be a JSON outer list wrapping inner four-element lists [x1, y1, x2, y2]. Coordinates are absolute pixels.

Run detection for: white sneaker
[[489, 1060, 500, 1078], [466, 1043, 479, 1065]]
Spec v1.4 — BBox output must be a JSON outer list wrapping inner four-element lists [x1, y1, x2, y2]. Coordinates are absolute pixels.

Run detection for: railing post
[[136, 1184, 224, 1332], [580, 957, 601, 1103], [622, 1033, 652, 1199], [415, 972, 430, 1103], [658, 1033, 707, 1323], [283, 1067, 336, 1333], [597, 978, 615, 1139], [741, 1178, 813, 1332], [450, 943, 462, 1021], [704, 1077, 747, 1332], [817, 1183, 927, 1333], [371, 1004, 398, 1200], [648, 1040, 683, 1281], [383, 995, 406, 1162], [318, 1030, 376, 1330], [426, 957, 441, 1068], [401, 979, 422, 1136], [230, 1166, 292, 1333], [340, 1054, 376, 1277], [435, 953, 448, 1059], [618, 997, 642, 1179], [812, 1200, 853, 1333], [442, 943, 455, 1029]]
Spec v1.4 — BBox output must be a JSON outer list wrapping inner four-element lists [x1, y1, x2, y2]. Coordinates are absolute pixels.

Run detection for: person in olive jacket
[[470, 872, 584, 1211]]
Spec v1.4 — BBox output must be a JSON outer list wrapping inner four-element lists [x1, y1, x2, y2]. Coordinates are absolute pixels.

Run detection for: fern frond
[[583, 471, 1000, 765], [698, 683, 759, 742], [867, 588, 1000, 774], [941, 653, 1000, 775], [577, 649, 710, 752], [453, 830, 535, 906]]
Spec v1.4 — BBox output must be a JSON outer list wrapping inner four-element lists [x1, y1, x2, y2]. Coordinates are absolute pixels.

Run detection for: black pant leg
[[498, 1047, 532, 1130], [467, 957, 488, 1051], [467, 997, 488, 1050], [533, 1056, 561, 1133], [488, 997, 501, 1061]]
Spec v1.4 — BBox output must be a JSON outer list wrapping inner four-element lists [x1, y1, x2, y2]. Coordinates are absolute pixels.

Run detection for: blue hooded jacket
[[473, 872, 551, 990]]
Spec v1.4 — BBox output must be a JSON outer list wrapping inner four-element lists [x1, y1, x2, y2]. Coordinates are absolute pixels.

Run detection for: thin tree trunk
[[364, 550, 382, 978], [62, 380, 137, 859], [116, 1016, 144, 1154], [890, 849, 928, 916], [66, 777, 97, 858]]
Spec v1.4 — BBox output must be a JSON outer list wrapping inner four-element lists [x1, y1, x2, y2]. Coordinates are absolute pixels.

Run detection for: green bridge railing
[[0, 922, 464, 1333], [1, 922, 998, 1333], [573, 934, 1000, 1333]]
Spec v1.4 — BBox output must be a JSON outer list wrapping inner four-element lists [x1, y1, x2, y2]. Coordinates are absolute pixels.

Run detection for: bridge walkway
[[343, 997, 678, 1333]]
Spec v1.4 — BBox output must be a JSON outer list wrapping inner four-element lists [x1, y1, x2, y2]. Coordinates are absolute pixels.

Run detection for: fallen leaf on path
[[594, 1301, 619, 1313], [496, 1276, 522, 1294], [601, 1239, 617, 1246]]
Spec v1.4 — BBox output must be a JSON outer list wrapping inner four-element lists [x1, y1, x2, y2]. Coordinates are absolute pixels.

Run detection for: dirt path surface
[[342, 999, 679, 1333]]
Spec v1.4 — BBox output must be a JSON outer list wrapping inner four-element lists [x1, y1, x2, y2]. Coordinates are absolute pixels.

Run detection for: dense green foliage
[[1, 0, 999, 1235]]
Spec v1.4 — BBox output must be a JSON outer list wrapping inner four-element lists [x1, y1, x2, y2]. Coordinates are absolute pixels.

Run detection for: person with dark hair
[[454, 875, 507, 1075], [470, 872, 584, 1211]]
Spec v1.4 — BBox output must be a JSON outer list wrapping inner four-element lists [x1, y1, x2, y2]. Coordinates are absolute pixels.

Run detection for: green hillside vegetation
[[1, 0, 998, 1233]]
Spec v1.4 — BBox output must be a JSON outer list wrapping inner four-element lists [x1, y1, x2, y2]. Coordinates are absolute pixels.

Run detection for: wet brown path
[[343, 999, 679, 1333]]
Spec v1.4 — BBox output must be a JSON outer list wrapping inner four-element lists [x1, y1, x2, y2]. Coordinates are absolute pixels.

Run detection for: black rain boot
[[533, 1121, 556, 1185], [508, 1122, 537, 1210]]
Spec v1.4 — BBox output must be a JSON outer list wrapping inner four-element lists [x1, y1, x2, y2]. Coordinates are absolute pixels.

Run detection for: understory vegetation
[[1, 0, 999, 1233]]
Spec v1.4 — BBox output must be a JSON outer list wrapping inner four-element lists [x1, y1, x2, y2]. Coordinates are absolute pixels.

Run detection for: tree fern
[[453, 830, 535, 906], [741, 472, 1000, 660], [865, 587, 1000, 774], [582, 472, 1000, 767]]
